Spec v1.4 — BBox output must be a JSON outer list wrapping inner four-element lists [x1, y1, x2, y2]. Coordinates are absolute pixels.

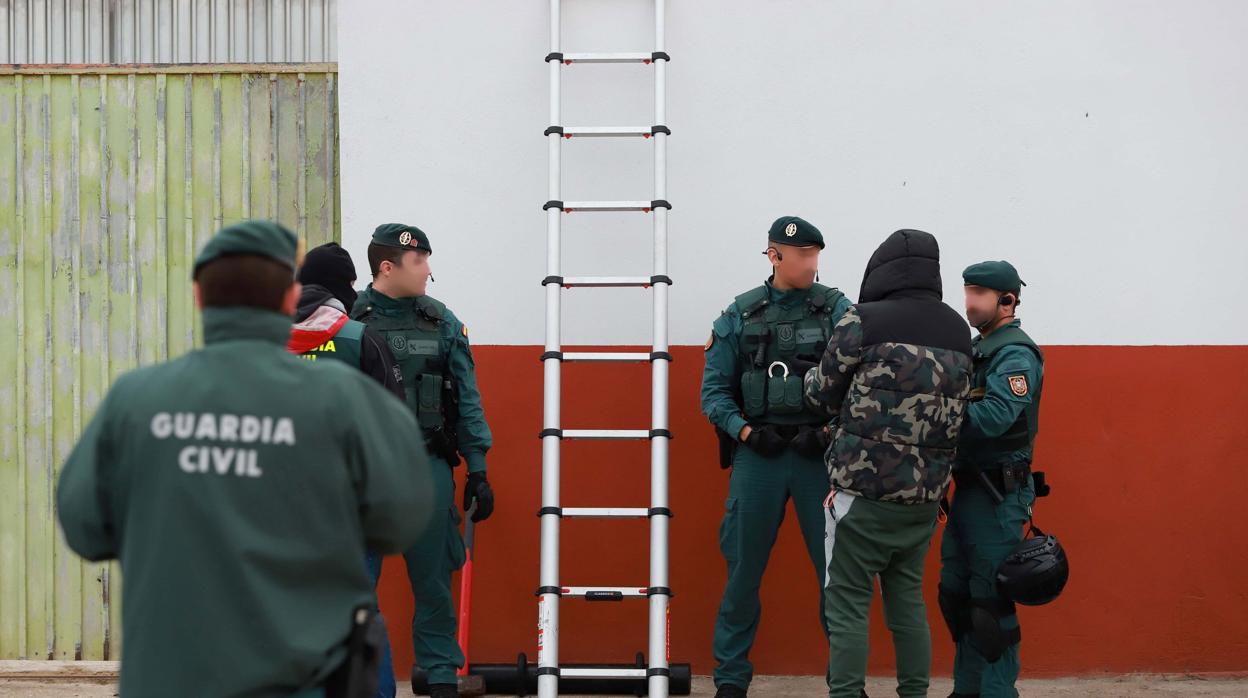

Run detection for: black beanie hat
[[298, 242, 358, 310]]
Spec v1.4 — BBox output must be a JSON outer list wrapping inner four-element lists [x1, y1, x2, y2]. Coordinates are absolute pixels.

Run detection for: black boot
[[714, 684, 747, 698], [429, 683, 459, 698]]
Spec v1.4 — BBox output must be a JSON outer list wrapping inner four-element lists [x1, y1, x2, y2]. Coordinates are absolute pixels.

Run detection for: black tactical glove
[[790, 426, 832, 459], [743, 424, 788, 457], [463, 471, 494, 522], [788, 353, 821, 376]]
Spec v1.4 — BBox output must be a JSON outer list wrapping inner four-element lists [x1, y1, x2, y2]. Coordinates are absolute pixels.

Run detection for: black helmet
[[996, 527, 1069, 606]]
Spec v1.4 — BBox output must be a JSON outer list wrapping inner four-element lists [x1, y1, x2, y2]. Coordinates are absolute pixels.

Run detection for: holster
[[323, 606, 385, 698], [427, 426, 461, 467], [715, 427, 738, 469]]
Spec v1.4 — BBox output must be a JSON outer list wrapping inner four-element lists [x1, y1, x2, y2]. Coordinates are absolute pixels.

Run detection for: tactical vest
[[963, 324, 1044, 466], [299, 319, 364, 368], [354, 295, 452, 433], [734, 283, 845, 425]]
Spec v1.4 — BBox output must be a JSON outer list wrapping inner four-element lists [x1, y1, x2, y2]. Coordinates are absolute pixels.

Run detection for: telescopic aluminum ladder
[[536, 2, 675, 697]]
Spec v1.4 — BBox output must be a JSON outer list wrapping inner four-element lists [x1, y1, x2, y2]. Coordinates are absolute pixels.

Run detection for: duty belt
[[953, 463, 1031, 498]]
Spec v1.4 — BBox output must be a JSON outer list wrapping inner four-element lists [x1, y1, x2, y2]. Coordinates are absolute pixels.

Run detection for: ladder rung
[[562, 352, 650, 363], [561, 201, 654, 212], [561, 276, 653, 288], [560, 126, 653, 138], [560, 52, 654, 64], [563, 429, 649, 440], [562, 508, 649, 519], [562, 586, 649, 600], [561, 667, 650, 679]]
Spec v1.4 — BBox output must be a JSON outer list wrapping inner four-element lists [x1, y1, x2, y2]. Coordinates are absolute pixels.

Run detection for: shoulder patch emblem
[[705, 332, 715, 351], [1008, 375, 1029, 397]]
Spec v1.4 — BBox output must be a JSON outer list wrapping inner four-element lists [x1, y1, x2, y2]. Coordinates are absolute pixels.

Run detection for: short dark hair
[[368, 242, 415, 277], [195, 254, 294, 311]]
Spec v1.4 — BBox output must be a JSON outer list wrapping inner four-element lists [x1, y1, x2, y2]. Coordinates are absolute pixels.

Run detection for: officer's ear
[[281, 282, 302, 317], [192, 282, 204, 310], [380, 251, 412, 275], [765, 247, 783, 266]]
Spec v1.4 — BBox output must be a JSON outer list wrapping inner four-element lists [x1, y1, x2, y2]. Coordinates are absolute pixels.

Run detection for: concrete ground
[[3, 675, 1248, 697]]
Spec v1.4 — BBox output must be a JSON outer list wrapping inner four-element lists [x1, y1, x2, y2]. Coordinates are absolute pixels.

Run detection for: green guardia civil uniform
[[940, 260, 1045, 698], [57, 221, 435, 698], [699, 216, 851, 692], [351, 223, 494, 686]]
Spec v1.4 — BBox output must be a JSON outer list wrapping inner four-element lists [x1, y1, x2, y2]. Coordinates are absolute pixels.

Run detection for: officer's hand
[[463, 471, 494, 522], [789, 354, 820, 376], [790, 426, 832, 459], [744, 424, 788, 457]]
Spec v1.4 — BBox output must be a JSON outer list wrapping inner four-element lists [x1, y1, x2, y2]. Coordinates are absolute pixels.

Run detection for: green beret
[[963, 260, 1026, 294], [767, 216, 825, 250], [193, 220, 300, 275], [372, 223, 432, 254]]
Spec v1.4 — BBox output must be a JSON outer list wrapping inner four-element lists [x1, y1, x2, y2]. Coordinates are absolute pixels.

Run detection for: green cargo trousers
[[712, 445, 830, 690], [370, 459, 467, 688], [823, 490, 939, 698], [940, 479, 1035, 698]]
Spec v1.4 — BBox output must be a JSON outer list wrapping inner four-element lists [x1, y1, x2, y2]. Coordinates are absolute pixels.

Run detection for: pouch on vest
[[741, 324, 770, 367], [417, 373, 444, 429], [765, 361, 805, 415], [776, 322, 797, 355], [741, 369, 767, 418]]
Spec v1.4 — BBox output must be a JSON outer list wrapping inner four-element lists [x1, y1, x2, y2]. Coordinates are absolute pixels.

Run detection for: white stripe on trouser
[[823, 490, 857, 589]]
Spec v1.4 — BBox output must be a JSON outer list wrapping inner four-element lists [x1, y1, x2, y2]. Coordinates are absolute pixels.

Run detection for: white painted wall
[[340, 0, 1248, 345]]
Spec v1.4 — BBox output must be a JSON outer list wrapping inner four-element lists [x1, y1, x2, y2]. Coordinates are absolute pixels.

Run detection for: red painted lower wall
[[376, 345, 1248, 678]]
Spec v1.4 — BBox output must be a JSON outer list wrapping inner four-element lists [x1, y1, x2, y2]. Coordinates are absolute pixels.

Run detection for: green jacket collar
[[202, 307, 293, 346], [359, 284, 422, 313], [974, 318, 1043, 361], [974, 318, 1022, 345], [764, 276, 813, 308]]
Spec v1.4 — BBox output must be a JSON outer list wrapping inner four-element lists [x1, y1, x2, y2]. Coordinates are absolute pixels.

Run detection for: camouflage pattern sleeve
[[830, 292, 853, 325], [963, 344, 1041, 440], [804, 305, 863, 418]]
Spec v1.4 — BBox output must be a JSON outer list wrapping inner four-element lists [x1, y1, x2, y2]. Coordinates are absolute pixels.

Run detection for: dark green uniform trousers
[[824, 491, 939, 698], [713, 445, 829, 690], [939, 480, 1035, 698], [383, 460, 467, 686]]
